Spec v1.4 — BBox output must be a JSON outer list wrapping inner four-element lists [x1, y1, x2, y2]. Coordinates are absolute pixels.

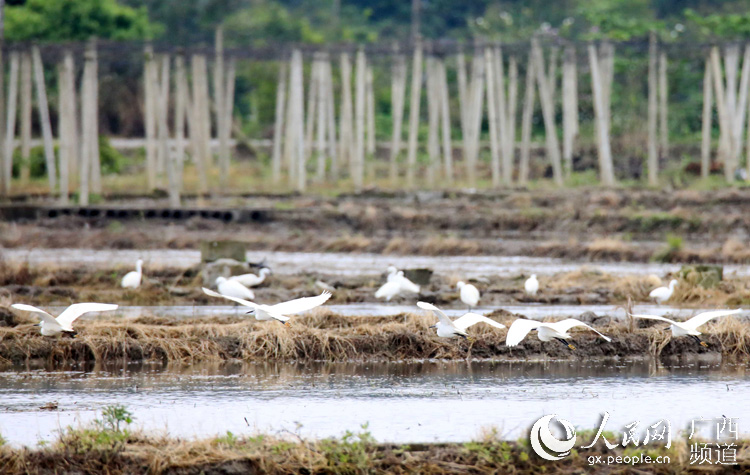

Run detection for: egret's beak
[[429, 325, 437, 329], [34, 323, 41, 327]]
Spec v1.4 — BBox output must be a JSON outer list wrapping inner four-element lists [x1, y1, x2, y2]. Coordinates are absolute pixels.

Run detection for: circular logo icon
[[529, 414, 577, 461]]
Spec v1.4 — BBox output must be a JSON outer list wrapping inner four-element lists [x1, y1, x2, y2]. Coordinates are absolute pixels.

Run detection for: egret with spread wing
[[506, 318, 611, 350], [417, 301, 505, 341], [11, 303, 118, 337], [203, 288, 332, 325], [630, 309, 743, 347]]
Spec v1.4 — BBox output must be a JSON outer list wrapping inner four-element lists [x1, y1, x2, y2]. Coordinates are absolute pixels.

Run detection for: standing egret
[[649, 279, 678, 304], [203, 288, 331, 325], [216, 276, 255, 300], [457, 281, 480, 311], [230, 268, 271, 287], [417, 302, 505, 341], [506, 318, 611, 350], [630, 309, 743, 347], [524, 274, 539, 296], [375, 271, 420, 301], [11, 303, 118, 337], [121, 259, 143, 289]]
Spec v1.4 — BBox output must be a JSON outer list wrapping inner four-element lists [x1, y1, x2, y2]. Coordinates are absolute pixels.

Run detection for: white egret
[[524, 274, 539, 296], [375, 271, 420, 301], [630, 309, 743, 347], [457, 281, 480, 311], [11, 303, 118, 337], [230, 268, 271, 287], [216, 276, 255, 300], [417, 301, 505, 341], [649, 279, 677, 304], [506, 318, 611, 350], [386, 266, 398, 282], [202, 287, 331, 325], [121, 259, 143, 289]]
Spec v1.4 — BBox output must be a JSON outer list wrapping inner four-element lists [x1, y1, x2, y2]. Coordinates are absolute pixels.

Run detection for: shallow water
[[1, 360, 748, 446], [6, 248, 741, 277]]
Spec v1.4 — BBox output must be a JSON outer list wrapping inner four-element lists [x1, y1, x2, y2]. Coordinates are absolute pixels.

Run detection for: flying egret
[[375, 271, 420, 301], [230, 268, 271, 288], [202, 287, 331, 325], [216, 276, 255, 300], [524, 274, 539, 296], [649, 279, 678, 304], [11, 303, 118, 337], [121, 259, 143, 289], [506, 318, 611, 350], [457, 281, 480, 311], [630, 309, 743, 347], [416, 301, 505, 341]]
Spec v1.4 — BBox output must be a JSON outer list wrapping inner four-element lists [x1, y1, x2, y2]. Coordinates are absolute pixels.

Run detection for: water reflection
[[0, 359, 748, 446]]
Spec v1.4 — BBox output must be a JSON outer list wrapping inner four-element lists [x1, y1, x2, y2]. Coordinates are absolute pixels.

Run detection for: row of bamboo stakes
[[2, 36, 750, 204]]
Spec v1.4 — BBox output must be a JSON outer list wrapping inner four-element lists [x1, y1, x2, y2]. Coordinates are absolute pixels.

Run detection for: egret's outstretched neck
[[136, 261, 143, 274]]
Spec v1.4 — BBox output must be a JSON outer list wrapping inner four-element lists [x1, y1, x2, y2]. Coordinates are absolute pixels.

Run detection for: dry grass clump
[[324, 234, 372, 253], [418, 237, 481, 256]]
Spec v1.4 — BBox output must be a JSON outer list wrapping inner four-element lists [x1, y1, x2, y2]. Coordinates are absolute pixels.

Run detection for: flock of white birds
[[8, 260, 744, 350]]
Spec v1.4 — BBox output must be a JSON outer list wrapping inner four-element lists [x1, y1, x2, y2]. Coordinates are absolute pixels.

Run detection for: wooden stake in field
[[174, 54, 188, 192], [290, 49, 306, 192], [57, 55, 70, 203], [710, 46, 733, 182], [493, 46, 509, 186], [214, 27, 230, 189], [425, 54, 439, 186], [314, 53, 328, 183], [437, 58, 453, 183], [32, 46, 56, 194], [519, 49, 535, 186], [647, 33, 659, 185], [366, 63, 376, 160], [484, 47, 501, 187], [323, 57, 337, 178], [734, 45, 750, 172], [1, 51, 18, 197], [466, 45, 485, 187], [339, 52, 354, 177], [561, 46, 578, 177], [588, 42, 616, 187], [658, 49, 669, 163], [144, 45, 157, 190], [531, 39, 563, 186], [506, 56, 518, 184], [271, 61, 287, 183], [406, 39, 423, 187], [700, 57, 712, 179], [389, 45, 406, 183], [353, 49, 366, 192], [79, 42, 95, 205], [19, 51, 31, 184], [191, 54, 211, 194]]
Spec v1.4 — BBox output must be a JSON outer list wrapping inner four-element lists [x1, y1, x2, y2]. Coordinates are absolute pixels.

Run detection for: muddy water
[[1, 360, 748, 446], [55, 303, 697, 322], [6, 248, 742, 277]]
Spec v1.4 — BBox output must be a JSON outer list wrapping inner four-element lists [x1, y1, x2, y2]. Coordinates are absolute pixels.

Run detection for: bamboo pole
[[734, 45, 750, 164], [19, 51, 31, 184], [31, 46, 56, 193], [466, 47, 485, 187], [548, 46, 559, 103], [291, 49, 306, 192], [484, 47, 501, 187], [519, 51, 535, 185], [215, 28, 229, 188], [191, 54, 210, 194], [79, 45, 95, 205], [353, 49, 366, 192], [494, 46, 509, 186], [65, 51, 78, 191], [1, 51, 18, 196], [315, 54, 328, 183], [437, 58, 453, 183], [701, 57, 712, 179], [144, 45, 157, 190], [0, 40, 4, 197], [221, 56, 235, 190], [425, 55, 439, 186], [531, 40, 563, 186], [658, 50, 669, 161], [57, 60, 69, 203], [89, 39, 102, 196], [366, 64, 375, 159], [506, 56, 518, 184], [283, 56, 296, 183], [562, 46, 577, 177], [389, 46, 406, 183], [156, 55, 179, 206], [174, 54, 187, 192], [339, 53, 353, 174], [406, 40, 423, 187], [323, 57, 337, 178], [647, 34, 659, 185], [600, 41, 614, 133], [457, 51, 468, 135], [305, 56, 319, 158], [271, 61, 287, 183], [711, 47, 733, 182], [589, 43, 616, 186]]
